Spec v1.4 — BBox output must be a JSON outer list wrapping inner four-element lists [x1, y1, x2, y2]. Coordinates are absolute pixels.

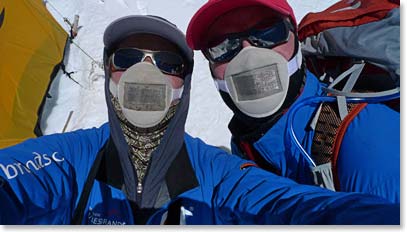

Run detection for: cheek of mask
[[109, 71, 125, 98], [109, 79, 118, 98]]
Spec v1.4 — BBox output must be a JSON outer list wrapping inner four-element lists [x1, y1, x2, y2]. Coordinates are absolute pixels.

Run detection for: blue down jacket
[[1, 15, 399, 225], [0, 124, 400, 224], [231, 71, 400, 203]]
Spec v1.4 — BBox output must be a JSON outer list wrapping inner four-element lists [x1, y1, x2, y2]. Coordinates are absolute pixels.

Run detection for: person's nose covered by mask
[[111, 62, 184, 128], [197, 6, 303, 120]]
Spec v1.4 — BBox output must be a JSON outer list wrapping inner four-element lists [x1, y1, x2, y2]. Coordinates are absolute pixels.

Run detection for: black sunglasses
[[203, 19, 293, 63], [111, 48, 186, 76]]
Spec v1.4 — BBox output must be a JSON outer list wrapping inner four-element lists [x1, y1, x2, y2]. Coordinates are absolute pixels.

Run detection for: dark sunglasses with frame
[[203, 19, 295, 63], [110, 47, 187, 77]]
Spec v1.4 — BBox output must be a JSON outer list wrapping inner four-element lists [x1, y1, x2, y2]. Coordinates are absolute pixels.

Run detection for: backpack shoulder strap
[[311, 102, 367, 190]]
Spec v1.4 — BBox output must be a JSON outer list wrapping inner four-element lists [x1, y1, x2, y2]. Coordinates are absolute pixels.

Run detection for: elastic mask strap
[[287, 48, 302, 77], [109, 79, 118, 98], [214, 79, 229, 93], [172, 86, 184, 102]]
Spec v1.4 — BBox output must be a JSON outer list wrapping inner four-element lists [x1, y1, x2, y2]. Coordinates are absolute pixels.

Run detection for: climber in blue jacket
[[186, 0, 400, 203], [0, 15, 400, 225]]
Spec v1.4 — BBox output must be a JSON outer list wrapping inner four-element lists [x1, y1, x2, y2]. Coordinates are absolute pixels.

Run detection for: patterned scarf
[[110, 94, 177, 184]]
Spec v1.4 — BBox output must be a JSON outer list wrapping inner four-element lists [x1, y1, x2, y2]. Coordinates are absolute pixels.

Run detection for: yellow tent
[[0, 0, 68, 148]]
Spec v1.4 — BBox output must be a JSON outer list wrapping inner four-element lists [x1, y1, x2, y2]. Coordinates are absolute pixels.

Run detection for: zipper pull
[[137, 182, 143, 194]]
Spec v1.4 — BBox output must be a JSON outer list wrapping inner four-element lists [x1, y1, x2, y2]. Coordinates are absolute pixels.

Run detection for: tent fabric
[[0, 0, 68, 148]]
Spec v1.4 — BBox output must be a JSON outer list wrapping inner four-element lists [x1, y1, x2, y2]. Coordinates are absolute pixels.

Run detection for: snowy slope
[[41, 0, 339, 149]]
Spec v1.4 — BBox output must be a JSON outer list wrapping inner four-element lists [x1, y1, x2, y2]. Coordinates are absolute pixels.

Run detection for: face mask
[[111, 62, 183, 128], [215, 46, 302, 118]]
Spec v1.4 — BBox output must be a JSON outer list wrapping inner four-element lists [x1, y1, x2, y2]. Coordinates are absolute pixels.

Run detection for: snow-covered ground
[[41, 0, 339, 149]]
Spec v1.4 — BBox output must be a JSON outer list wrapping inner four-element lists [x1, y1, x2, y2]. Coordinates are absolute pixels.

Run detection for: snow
[[41, 0, 339, 149]]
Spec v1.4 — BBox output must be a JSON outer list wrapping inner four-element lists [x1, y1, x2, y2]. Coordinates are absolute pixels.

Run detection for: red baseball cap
[[186, 0, 297, 50]]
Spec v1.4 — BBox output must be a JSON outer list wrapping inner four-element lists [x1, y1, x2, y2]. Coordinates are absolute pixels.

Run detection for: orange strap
[[240, 163, 258, 170]]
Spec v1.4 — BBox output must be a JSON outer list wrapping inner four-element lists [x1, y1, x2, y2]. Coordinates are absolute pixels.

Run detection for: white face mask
[[110, 62, 183, 128], [215, 46, 302, 118]]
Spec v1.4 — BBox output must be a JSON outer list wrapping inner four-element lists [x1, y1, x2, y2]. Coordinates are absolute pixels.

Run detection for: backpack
[[299, 0, 400, 88], [296, 0, 400, 191]]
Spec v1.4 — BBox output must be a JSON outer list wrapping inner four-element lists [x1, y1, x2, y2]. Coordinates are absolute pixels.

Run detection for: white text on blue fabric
[[0, 152, 65, 179]]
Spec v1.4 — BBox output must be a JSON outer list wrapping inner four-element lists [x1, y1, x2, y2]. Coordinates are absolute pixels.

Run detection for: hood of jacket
[[102, 15, 194, 210]]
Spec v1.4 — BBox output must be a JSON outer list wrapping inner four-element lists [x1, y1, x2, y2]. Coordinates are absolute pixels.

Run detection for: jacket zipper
[[136, 174, 143, 206], [137, 182, 143, 197], [135, 159, 152, 206]]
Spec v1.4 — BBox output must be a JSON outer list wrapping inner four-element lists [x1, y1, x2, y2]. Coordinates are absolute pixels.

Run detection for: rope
[[44, 0, 73, 28], [70, 41, 104, 69], [44, 0, 104, 69]]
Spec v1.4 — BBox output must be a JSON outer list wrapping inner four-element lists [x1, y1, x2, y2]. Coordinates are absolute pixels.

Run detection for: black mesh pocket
[[311, 103, 358, 165]]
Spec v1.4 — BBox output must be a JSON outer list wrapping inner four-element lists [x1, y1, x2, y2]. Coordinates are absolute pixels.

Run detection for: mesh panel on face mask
[[232, 64, 283, 101], [110, 93, 177, 184], [123, 83, 167, 111]]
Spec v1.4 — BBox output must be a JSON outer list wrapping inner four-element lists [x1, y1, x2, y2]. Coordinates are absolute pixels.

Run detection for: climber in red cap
[[186, 0, 400, 204]]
